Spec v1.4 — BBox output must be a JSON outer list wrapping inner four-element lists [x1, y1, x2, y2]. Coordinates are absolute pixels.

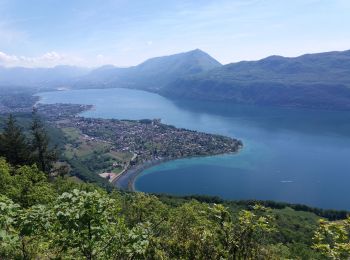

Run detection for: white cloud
[[0, 50, 124, 68], [41, 51, 63, 61], [0, 50, 86, 67], [0, 51, 19, 63]]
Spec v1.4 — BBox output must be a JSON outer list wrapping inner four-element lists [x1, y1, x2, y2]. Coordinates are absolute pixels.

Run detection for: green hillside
[[1, 113, 349, 259], [162, 50, 350, 110]]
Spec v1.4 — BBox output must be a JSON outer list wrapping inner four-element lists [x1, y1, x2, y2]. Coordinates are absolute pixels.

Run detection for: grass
[[110, 150, 134, 162], [61, 127, 81, 141], [61, 126, 134, 175]]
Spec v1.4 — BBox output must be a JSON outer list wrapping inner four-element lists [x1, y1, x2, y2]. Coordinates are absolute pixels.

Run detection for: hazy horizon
[[1, 47, 350, 69], [1, 0, 350, 68]]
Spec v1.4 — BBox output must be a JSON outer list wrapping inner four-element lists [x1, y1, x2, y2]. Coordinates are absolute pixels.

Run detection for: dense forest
[[0, 114, 350, 259]]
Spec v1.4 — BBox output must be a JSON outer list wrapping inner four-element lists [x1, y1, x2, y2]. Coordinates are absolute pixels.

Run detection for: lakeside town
[[0, 92, 39, 114], [68, 117, 242, 161], [36, 103, 242, 186]]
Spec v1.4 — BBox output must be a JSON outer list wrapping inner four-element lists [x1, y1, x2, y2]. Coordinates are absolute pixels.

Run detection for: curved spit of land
[[74, 117, 242, 191], [37, 103, 243, 190]]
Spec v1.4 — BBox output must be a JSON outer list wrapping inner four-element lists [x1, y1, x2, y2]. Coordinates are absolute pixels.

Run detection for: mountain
[[0, 65, 90, 88], [75, 49, 222, 90], [162, 50, 350, 110], [2, 49, 350, 110], [73, 65, 127, 88]]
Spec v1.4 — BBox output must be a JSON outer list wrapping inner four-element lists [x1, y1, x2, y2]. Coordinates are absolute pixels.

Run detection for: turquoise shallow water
[[38, 88, 350, 210]]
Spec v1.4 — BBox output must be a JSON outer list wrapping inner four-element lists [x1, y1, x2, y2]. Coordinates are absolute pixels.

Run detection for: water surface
[[38, 88, 350, 210]]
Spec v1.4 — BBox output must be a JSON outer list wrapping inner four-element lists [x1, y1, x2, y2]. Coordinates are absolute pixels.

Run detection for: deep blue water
[[38, 88, 350, 210]]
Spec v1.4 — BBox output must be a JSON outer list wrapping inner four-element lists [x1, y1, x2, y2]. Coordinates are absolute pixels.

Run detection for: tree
[[121, 192, 168, 227], [0, 195, 55, 259], [30, 109, 57, 174], [54, 164, 70, 178], [17, 204, 54, 259], [51, 189, 129, 259], [0, 157, 13, 197], [0, 195, 21, 259], [0, 158, 56, 207], [313, 218, 350, 259], [0, 114, 30, 165], [157, 201, 223, 259], [214, 205, 275, 259]]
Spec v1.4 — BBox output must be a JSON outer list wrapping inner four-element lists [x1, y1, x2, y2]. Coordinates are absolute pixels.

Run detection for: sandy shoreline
[[113, 157, 174, 191], [113, 149, 242, 192]]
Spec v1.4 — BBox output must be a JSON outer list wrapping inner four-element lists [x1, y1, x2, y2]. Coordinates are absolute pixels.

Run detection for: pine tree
[[30, 109, 57, 174], [0, 114, 30, 165]]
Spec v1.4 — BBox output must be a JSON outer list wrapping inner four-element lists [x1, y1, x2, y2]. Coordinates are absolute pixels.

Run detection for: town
[[66, 117, 242, 162], [37, 103, 242, 185]]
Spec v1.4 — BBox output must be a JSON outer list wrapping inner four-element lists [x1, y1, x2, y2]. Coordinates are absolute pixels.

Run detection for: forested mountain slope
[[162, 50, 350, 110]]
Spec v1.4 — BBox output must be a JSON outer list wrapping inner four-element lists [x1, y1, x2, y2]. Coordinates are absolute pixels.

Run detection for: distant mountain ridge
[[162, 49, 350, 110], [75, 49, 222, 90], [0, 65, 90, 88], [0, 49, 221, 90], [2, 49, 350, 110]]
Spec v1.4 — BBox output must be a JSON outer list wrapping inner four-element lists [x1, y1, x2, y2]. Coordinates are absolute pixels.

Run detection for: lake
[[38, 88, 350, 210]]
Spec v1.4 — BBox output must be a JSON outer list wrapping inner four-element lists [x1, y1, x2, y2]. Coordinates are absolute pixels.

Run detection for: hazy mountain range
[[0, 65, 90, 88], [74, 49, 221, 90], [1, 49, 350, 110]]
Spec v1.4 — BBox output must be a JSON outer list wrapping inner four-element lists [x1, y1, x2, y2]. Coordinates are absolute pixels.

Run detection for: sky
[[0, 0, 350, 67]]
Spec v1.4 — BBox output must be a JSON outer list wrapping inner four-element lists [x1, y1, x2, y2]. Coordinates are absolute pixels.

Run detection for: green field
[[61, 127, 133, 176]]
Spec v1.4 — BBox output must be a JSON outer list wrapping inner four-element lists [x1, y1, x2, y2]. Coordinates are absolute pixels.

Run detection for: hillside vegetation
[[1, 113, 350, 259], [162, 50, 350, 110], [1, 156, 350, 259]]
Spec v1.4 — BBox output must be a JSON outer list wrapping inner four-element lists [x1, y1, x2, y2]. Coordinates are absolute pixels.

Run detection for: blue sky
[[0, 0, 349, 67]]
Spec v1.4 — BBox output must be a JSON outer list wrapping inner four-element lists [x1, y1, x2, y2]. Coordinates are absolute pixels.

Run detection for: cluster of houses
[[37, 103, 93, 120], [64, 117, 241, 164], [33, 103, 242, 183]]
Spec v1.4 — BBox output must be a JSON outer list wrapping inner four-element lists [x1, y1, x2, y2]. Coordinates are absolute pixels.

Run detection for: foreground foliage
[[0, 156, 347, 259], [0, 182, 276, 259], [313, 218, 350, 259], [0, 114, 349, 259]]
